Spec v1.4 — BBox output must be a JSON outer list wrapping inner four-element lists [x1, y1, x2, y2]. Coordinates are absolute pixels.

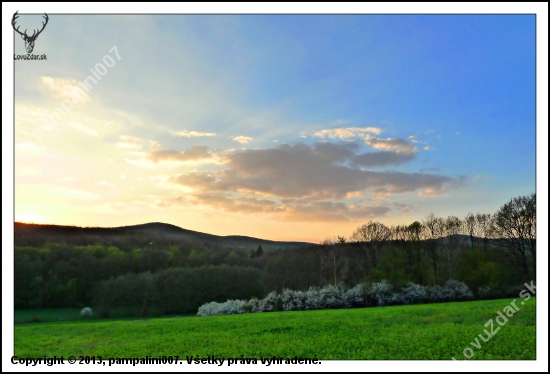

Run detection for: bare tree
[[464, 213, 477, 248], [319, 237, 345, 285], [350, 221, 391, 270], [492, 193, 536, 277], [407, 221, 428, 285], [475, 213, 494, 253], [390, 224, 408, 242], [442, 216, 464, 279], [423, 213, 445, 284]]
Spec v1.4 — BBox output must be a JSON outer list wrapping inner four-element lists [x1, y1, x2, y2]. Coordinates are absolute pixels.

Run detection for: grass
[[14, 298, 536, 360], [14, 308, 88, 324], [14, 308, 195, 324]]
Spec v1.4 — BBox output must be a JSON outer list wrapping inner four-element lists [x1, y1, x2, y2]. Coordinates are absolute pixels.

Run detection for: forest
[[14, 193, 535, 317]]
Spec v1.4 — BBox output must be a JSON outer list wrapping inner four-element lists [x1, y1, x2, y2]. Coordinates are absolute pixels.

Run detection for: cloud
[[117, 143, 141, 149], [418, 187, 448, 197], [370, 187, 392, 198], [158, 193, 281, 213], [352, 151, 416, 167], [117, 135, 143, 150], [170, 172, 219, 190], [171, 142, 454, 199], [119, 135, 142, 143], [419, 167, 440, 173], [313, 126, 382, 139], [314, 126, 418, 155], [193, 193, 283, 213], [41, 76, 90, 104], [67, 121, 99, 137], [172, 130, 216, 138], [115, 130, 220, 167], [159, 192, 393, 222], [284, 200, 391, 222], [148, 146, 212, 163], [392, 202, 413, 212], [232, 136, 252, 144], [312, 141, 359, 163], [152, 140, 456, 221], [364, 137, 417, 154]]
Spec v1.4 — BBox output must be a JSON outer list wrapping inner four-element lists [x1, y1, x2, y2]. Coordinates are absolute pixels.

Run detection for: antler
[[11, 11, 49, 40], [29, 13, 49, 40], [11, 11, 27, 37]]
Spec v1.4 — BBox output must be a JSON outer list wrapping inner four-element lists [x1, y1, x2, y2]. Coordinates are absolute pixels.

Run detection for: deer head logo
[[12, 11, 49, 54]]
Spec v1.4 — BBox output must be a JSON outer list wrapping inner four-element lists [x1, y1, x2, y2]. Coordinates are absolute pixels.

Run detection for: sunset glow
[[13, 12, 537, 242]]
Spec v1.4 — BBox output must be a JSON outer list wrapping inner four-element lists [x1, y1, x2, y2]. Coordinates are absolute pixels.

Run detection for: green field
[[14, 309, 92, 324], [14, 308, 194, 324], [14, 298, 535, 360]]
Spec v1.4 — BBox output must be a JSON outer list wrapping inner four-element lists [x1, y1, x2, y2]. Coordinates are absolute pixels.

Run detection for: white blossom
[[80, 307, 93, 317]]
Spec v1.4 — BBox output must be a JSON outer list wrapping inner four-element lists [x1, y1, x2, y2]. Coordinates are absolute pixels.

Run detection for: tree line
[[261, 193, 535, 297], [14, 193, 535, 316], [14, 242, 262, 309]]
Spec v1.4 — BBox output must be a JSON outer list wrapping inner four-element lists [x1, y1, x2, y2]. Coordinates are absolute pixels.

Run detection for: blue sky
[[12, 13, 537, 241]]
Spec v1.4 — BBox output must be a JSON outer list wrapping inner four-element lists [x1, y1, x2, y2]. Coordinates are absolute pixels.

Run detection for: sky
[[12, 12, 538, 242]]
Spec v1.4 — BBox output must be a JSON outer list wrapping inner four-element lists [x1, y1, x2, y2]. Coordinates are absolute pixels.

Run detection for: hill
[[13, 222, 313, 251]]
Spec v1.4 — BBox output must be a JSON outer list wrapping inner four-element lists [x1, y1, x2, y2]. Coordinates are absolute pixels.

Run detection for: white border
[[2, 2, 547, 372]]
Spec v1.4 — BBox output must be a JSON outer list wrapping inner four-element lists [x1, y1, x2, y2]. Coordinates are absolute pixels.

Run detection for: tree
[[256, 245, 264, 258], [406, 221, 429, 285], [407, 221, 423, 241], [475, 213, 494, 253], [318, 238, 346, 285], [441, 216, 464, 280], [457, 248, 500, 296], [350, 221, 391, 271], [492, 193, 536, 278], [422, 213, 445, 284], [464, 213, 477, 248]]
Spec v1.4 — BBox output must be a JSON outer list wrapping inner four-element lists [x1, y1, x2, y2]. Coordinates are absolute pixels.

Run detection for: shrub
[[388, 293, 408, 306], [196, 301, 220, 317], [314, 284, 334, 309], [366, 280, 393, 306], [258, 291, 279, 312], [444, 279, 474, 301], [218, 299, 248, 315], [196, 299, 248, 316], [426, 280, 473, 302], [277, 283, 365, 311], [245, 298, 259, 313], [402, 283, 428, 304], [80, 307, 93, 317], [197, 282, 369, 316], [281, 288, 307, 311], [344, 283, 367, 308], [427, 285, 454, 302], [196, 278, 477, 316]]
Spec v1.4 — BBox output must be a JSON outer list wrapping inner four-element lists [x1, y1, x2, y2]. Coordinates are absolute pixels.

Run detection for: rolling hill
[[14, 222, 313, 251]]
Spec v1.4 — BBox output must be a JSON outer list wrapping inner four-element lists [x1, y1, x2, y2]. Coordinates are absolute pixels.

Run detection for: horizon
[[14, 220, 314, 243], [12, 219, 495, 246], [13, 12, 538, 243]]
